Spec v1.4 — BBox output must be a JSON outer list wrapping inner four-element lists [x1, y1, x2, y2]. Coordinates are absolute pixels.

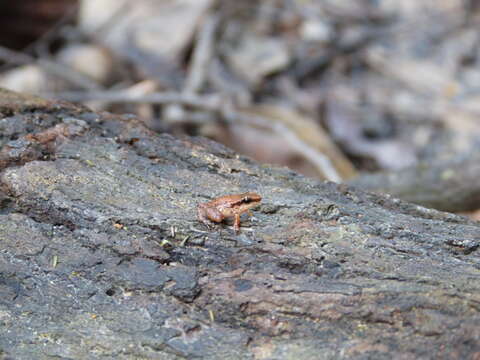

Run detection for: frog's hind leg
[[205, 207, 224, 223], [197, 207, 211, 229], [198, 206, 224, 229]]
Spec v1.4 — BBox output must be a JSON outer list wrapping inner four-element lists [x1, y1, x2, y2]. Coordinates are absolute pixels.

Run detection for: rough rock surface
[[0, 88, 480, 359]]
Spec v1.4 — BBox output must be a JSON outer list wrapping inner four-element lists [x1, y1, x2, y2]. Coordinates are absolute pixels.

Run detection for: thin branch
[[0, 45, 102, 90], [184, 14, 219, 94], [45, 90, 222, 110], [221, 106, 342, 182], [28, 5, 80, 59]]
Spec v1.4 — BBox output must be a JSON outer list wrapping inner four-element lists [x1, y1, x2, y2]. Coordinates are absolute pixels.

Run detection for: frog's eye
[[243, 196, 251, 202]]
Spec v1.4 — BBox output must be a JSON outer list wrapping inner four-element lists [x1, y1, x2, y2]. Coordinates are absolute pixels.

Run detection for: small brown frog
[[197, 192, 262, 232]]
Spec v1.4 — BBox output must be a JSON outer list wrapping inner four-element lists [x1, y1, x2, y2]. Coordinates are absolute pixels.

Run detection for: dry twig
[[0, 45, 102, 90], [184, 14, 219, 94], [221, 105, 342, 182], [48, 90, 222, 110]]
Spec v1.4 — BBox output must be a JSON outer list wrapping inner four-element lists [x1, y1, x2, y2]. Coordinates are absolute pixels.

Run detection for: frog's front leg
[[233, 213, 241, 233]]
